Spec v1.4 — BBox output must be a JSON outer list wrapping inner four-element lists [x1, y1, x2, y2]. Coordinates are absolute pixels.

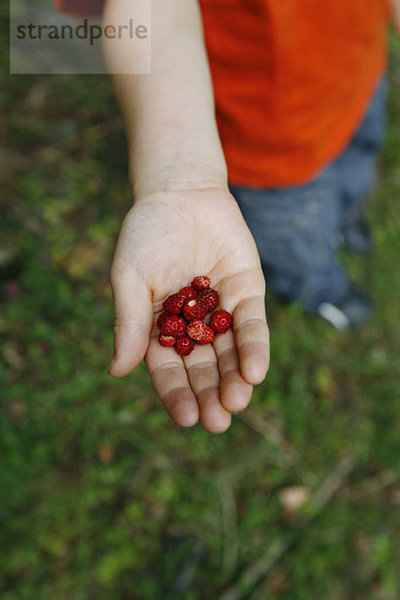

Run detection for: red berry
[[175, 336, 195, 356], [157, 311, 170, 329], [191, 275, 211, 291], [183, 298, 208, 321], [162, 292, 185, 315], [160, 315, 187, 338], [209, 309, 232, 333], [158, 333, 176, 347], [180, 286, 197, 301], [197, 288, 219, 312], [187, 320, 215, 345]]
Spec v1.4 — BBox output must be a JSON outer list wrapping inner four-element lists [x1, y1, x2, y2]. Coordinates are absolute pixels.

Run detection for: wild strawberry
[[187, 320, 215, 345], [197, 288, 219, 312], [209, 309, 232, 333], [175, 336, 195, 356], [191, 275, 211, 291], [157, 311, 170, 329], [158, 333, 176, 347], [183, 298, 208, 321], [180, 286, 197, 301], [162, 292, 185, 315], [160, 315, 187, 338]]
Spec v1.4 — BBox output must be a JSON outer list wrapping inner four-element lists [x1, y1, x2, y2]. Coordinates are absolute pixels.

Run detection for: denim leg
[[230, 171, 348, 311], [229, 76, 387, 311], [333, 76, 388, 227]]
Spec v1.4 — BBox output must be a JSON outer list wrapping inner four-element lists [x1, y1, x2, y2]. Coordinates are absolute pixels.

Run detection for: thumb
[[108, 267, 153, 377]]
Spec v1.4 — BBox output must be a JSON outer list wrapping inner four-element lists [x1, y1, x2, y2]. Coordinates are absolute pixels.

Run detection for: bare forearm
[[103, 0, 227, 199]]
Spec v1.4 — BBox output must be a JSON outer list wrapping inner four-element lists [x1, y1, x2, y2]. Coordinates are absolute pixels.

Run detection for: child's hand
[[109, 187, 269, 433]]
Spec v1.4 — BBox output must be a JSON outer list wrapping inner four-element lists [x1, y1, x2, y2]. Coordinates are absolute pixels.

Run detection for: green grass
[[1, 20, 400, 600]]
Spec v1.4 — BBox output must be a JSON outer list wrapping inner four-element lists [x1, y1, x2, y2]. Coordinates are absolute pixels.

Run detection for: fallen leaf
[[279, 486, 310, 514], [2, 342, 24, 370], [97, 443, 113, 465]]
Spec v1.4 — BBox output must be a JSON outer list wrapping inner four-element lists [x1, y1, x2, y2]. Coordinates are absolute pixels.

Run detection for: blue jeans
[[230, 76, 387, 311]]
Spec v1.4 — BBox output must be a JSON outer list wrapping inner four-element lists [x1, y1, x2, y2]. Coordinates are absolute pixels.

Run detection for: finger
[[146, 332, 199, 428], [233, 295, 270, 385], [216, 270, 269, 385], [213, 328, 253, 413], [109, 267, 153, 377], [184, 344, 232, 434]]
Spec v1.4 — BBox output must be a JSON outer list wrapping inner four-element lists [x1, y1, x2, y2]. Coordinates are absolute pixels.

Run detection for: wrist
[[129, 160, 229, 201]]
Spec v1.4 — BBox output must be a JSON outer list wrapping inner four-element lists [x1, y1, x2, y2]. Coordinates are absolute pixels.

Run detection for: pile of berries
[[157, 275, 232, 356]]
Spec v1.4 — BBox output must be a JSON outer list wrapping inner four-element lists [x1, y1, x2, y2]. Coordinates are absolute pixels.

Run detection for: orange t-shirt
[[55, 0, 390, 187]]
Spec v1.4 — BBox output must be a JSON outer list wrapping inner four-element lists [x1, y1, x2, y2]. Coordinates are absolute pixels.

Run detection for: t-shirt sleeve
[[54, 0, 105, 16]]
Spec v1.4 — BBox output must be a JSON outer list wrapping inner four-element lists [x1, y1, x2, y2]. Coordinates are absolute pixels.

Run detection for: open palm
[[109, 188, 269, 433]]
